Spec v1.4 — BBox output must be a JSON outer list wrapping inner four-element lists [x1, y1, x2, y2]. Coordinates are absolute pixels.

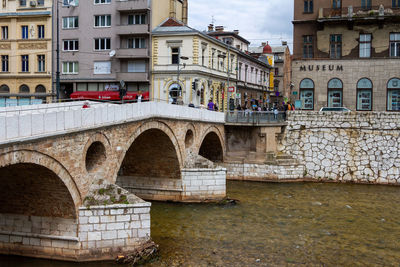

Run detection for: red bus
[[70, 91, 150, 101]]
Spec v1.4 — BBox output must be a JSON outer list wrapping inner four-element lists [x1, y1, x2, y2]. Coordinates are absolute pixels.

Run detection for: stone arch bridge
[[0, 102, 226, 261]]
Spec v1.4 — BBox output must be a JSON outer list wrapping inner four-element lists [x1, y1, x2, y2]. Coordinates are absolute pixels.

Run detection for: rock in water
[[116, 240, 159, 266]]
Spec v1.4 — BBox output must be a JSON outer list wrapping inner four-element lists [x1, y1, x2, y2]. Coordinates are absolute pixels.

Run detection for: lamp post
[[176, 56, 188, 104], [55, 0, 60, 101]]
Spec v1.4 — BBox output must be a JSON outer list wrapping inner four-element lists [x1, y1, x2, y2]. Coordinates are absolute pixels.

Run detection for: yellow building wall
[[0, 0, 53, 102], [151, 0, 184, 29]]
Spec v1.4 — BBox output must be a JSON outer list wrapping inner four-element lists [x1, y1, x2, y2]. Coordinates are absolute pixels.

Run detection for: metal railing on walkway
[[225, 111, 286, 125]]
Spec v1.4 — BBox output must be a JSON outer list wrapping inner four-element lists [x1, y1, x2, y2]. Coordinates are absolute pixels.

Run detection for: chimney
[[261, 42, 266, 47], [208, 24, 214, 32], [233, 30, 239, 35], [215, 26, 224, 32]]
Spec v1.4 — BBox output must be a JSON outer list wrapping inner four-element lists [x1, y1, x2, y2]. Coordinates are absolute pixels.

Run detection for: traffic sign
[[228, 86, 235, 92]]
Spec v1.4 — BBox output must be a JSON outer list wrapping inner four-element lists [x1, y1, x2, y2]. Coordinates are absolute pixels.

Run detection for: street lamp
[[175, 56, 188, 104]]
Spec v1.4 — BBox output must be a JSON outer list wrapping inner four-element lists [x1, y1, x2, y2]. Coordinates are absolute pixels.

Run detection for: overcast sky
[[188, 0, 293, 51]]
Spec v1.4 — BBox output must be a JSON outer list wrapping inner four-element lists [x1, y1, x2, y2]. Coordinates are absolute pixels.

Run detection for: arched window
[[387, 78, 400, 111], [0, 84, 10, 94], [299, 78, 314, 110], [327, 78, 343, 107], [19, 84, 30, 94], [168, 83, 181, 104], [357, 78, 372, 111], [35, 85, 46, 93]]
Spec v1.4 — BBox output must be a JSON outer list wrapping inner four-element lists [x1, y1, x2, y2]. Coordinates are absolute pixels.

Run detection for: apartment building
[[54, 0, 187, 99], [0, 0, 52, 106], [292, 0, 400, 111]]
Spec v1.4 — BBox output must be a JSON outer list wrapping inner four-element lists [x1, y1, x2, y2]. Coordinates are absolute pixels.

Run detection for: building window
[[1, 55, 9, 72], [359, 34, 371, 58], [63, 17, 79, 29], [357, 78, 372, 111], [94, 38, 111, 50], [21, 26, 28, 39], [63, 40, 79, 51], [274, 80, 280, 91], [211, 49, 215, 69], [327, 78, 343, 107], [300, 78, 314, 110], [35, 85, 46, 93], [19, 0, 26, 6], [127, 38, 145, 49], [19, 84, 30, 93], [304, 0, 313, 13], [332, 0, 341, 9], [63, 0, 79, 6], [0, 84, 10, 93], [361, 0, 371, 9], [392, 0, 400, 8], [201, 47, 206, 66], [303, 35, 313, 58], [1, 26, 8, 40], [390, 33, 400, 57], [330, 34, 342, 59], [238, 63, 242, 80], [387, 78, 400, 111], [274, 68, 279, 76], [21, 55, 29, 72], [94, 0, 111, 4], [62, 62, 79, 74], [38, 25, 45, 39], [127, 60, 146, 73], [93, 61, 111, 74], [37, 55, 45, 72], [37, 0, 44, 6], [94, 15, 111, 27], [171, 47, 180, 64], [128, 14, 147, 25]]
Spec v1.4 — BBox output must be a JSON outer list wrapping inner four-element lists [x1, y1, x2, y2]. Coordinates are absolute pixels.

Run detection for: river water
[[1, 181, 400, 266]]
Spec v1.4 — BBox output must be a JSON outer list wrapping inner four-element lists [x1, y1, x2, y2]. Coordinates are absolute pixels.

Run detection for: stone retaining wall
[[280, 111, 400, 184], [117, 169, 226, 202], [0, 203, 151, 261], [222, 163, 305, 181]]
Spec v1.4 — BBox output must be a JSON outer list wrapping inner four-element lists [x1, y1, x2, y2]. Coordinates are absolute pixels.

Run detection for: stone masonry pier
[[0, 101, 226, 261]]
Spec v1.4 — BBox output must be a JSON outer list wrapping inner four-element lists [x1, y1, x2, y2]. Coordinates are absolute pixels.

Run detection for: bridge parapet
[[0, 101, 224, 144]]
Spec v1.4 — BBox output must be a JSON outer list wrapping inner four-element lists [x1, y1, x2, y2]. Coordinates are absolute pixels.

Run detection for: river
[[1, 181, 400, 266]]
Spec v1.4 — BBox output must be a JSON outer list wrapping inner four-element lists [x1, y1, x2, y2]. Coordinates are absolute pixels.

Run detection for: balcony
[[116, 24, 149, 35], [116, 0, 149, 12], [116, 48, 148, 58], [116, 72, 148, 82], [318, 5, 400, 21]]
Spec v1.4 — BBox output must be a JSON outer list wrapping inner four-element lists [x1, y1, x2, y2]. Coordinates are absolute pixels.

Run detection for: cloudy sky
[[188, 0, 293, 50]]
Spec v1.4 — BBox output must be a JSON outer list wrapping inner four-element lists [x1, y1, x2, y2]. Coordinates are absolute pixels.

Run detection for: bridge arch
[[115, 121, 183, 183], [198, 126, 225, 163], [83, 132, 112, 174], [0, 150, 81, 218]]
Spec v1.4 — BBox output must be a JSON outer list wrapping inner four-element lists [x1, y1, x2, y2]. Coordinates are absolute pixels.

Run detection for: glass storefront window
[[388, 78, 400, 111], [357, 78, 372, 111], [299, 78, 314, 110], [328, 78, 343, 107]]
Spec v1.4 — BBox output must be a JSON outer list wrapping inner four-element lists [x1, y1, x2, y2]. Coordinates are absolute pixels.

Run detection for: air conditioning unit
[[30, 1, 37, 7]]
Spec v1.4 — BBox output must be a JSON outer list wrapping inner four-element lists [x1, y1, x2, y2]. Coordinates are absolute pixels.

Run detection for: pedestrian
[[82, 101, 90, 109], [207, 99, 214, 111], [214, 103, 219, 111], [136, 91, 142, 103], [273, 106, 279, 120]]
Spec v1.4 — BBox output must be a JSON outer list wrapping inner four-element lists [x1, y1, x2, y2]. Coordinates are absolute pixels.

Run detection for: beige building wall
[[151, 0, 186, 28], [0, 0, 53, 104], [152, 32, 238, 110]]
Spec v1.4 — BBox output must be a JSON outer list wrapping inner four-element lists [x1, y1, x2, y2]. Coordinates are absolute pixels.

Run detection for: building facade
[[151, 19, 238, 111], [53, 0, 187, 100], [292, 0, 400, 111], [0, 0, 53, 106], [249, 42, 292, 106], [206, 26, 272, 109]]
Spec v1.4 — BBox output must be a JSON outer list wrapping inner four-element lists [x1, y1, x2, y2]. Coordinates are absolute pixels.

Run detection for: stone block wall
[[181, 168, 226, 201], [77, 203, 151, 261], [222, 163, 305, 181], [0, 203, 151, 261], [280, 111, 400, 184]]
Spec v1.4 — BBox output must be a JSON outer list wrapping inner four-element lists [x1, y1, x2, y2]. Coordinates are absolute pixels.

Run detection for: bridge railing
[[0, 101, 225, 144], [225, 111, 286, 125]]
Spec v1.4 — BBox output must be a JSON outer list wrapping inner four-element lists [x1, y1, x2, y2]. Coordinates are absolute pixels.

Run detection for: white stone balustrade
[[0, 101, 225, 144]]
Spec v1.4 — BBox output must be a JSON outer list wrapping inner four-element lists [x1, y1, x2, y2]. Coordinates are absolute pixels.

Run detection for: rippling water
[[2, 181, 400, 266]]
